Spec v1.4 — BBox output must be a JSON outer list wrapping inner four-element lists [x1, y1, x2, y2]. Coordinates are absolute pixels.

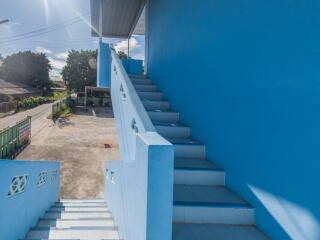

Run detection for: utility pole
[[0, 19, 9, 25]]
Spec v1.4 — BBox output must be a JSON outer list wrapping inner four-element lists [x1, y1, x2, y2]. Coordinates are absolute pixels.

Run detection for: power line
[[0, 13, 89, 40], [0, 14, 90, 44]]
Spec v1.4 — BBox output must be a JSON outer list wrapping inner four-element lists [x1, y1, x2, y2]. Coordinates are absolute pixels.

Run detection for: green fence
[[52, 99, 66, 118], [0, 116, 32, 159]]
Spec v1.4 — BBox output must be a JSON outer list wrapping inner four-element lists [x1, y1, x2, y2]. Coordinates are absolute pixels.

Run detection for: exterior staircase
[[132, 76, 270, 240], [23, 199, 120, 240]]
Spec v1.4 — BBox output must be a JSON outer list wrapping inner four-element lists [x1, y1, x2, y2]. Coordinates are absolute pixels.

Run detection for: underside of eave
[[90, 0, 146, 39]]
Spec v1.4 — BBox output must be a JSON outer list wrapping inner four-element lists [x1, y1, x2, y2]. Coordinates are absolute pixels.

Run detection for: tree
[[0, 51, 51, 90], [61, 50, 97, 92]]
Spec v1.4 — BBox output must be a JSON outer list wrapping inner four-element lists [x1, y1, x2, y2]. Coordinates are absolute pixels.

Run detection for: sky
[[0, 0, 145, 81]]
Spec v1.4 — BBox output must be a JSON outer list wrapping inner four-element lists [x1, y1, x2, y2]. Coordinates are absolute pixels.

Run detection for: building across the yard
[[0, 78, 42, 102]]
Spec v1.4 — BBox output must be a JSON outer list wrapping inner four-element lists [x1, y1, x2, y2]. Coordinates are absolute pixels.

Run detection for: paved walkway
[[0, 102, 53, 130], [16, 107, 120, 199]]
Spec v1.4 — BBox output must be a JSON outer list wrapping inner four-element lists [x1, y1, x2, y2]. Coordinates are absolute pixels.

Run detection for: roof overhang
[[90, 0, 146, 38]]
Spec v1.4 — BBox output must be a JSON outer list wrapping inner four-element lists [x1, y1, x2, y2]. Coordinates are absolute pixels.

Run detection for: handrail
[[107, 46, 174, 240], [110, 48, 155, 133]]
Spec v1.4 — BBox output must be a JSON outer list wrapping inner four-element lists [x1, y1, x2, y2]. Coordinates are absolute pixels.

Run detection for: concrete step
[[138, 91, 164, 101], [44, 211, 112, 220], [131, 78, 152, 85], [53, 202, 107, 207], [26, 227, 120, 239], [58, 199, 105, 203], [49, 206, 110, 212], [142, 100, 171, 111], [174, 159, 225, 185], [167, 138, 206, 159], [37, 219, 115, 228], [173, 185, 254, 224], [155, 122, 191, 138], [133, 84, 157, 91], [148, 110, 180, 123], [172, 223, 269, 240]]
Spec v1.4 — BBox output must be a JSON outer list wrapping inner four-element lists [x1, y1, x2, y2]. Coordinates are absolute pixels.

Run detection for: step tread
[[27, 228, 120, 239], [58, 199, 105, 203], [174, 185, 251, 208], [148, 110, 179, 114], [172, 223, 269, 240], [175, 158, 222, 171], [37, 219, 115, 228], [154, 121, 188, 127], [166, 137, 203, 145]]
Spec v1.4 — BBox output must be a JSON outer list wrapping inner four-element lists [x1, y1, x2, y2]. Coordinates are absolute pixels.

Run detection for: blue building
[[1, 1, 319, 239], [93, 0, 320, 239]]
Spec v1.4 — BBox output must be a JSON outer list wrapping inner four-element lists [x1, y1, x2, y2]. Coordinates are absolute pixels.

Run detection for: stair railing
[[105, 47, 174, 240]]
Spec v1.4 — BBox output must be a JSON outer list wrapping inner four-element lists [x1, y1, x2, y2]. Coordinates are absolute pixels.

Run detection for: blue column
[[97, 40, 111, 88]]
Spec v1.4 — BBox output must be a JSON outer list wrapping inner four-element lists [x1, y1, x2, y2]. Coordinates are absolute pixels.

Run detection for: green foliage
[[0, 51, 52, 90], [18, 96, 53, 110], [61, 50, 97, 92], [53, 91, 68, 101], [117, 51, 128, 60]]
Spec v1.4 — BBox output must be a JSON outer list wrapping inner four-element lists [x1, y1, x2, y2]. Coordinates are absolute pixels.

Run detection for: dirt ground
[[17, 107, 120, 199]]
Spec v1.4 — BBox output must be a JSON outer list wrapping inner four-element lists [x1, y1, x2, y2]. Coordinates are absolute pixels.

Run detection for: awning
[[90, 0, 146, 38]]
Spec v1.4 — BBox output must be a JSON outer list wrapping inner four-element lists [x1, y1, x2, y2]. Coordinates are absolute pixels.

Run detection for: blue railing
[[0, 160, 60, 240], [105, 47, 174, 240]]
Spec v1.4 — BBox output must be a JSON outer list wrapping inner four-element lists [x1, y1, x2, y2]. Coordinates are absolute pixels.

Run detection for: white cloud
[[114, 37, 140, 53], [50, 69, 62, 81], [49, 57, 66, 70], [48, 57, 67, 81], [35, 46, 52, 54], [55, 51, 69, 60]]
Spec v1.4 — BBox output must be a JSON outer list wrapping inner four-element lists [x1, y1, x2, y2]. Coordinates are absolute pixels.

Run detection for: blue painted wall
[[122, 59, 143, 75], [147, 1, 320, 239], [0, 160, 60, 240], [97, 41, 111, 88]]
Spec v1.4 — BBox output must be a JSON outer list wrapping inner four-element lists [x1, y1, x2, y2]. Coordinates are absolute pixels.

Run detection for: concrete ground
[[16, 107, 120, 199]]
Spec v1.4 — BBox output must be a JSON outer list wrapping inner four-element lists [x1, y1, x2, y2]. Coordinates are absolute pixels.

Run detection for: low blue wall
[[147, 0, 320, 239], [122, 59, 143, 75], [0, 160, 60, 240]]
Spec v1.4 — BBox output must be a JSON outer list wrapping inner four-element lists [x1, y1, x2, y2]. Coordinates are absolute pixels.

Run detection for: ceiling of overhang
[[90, 0, 146, 38]]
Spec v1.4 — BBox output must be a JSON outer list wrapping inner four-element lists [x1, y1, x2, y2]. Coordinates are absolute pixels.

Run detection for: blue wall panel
[[122, 59, 143, 75], [147, 0, 320, 239], [97, 41, 111, 88]]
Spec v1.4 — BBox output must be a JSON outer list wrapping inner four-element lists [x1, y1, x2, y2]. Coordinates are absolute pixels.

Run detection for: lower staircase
[[23, 199, 120, 240], [132, 76, 269, 240]]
